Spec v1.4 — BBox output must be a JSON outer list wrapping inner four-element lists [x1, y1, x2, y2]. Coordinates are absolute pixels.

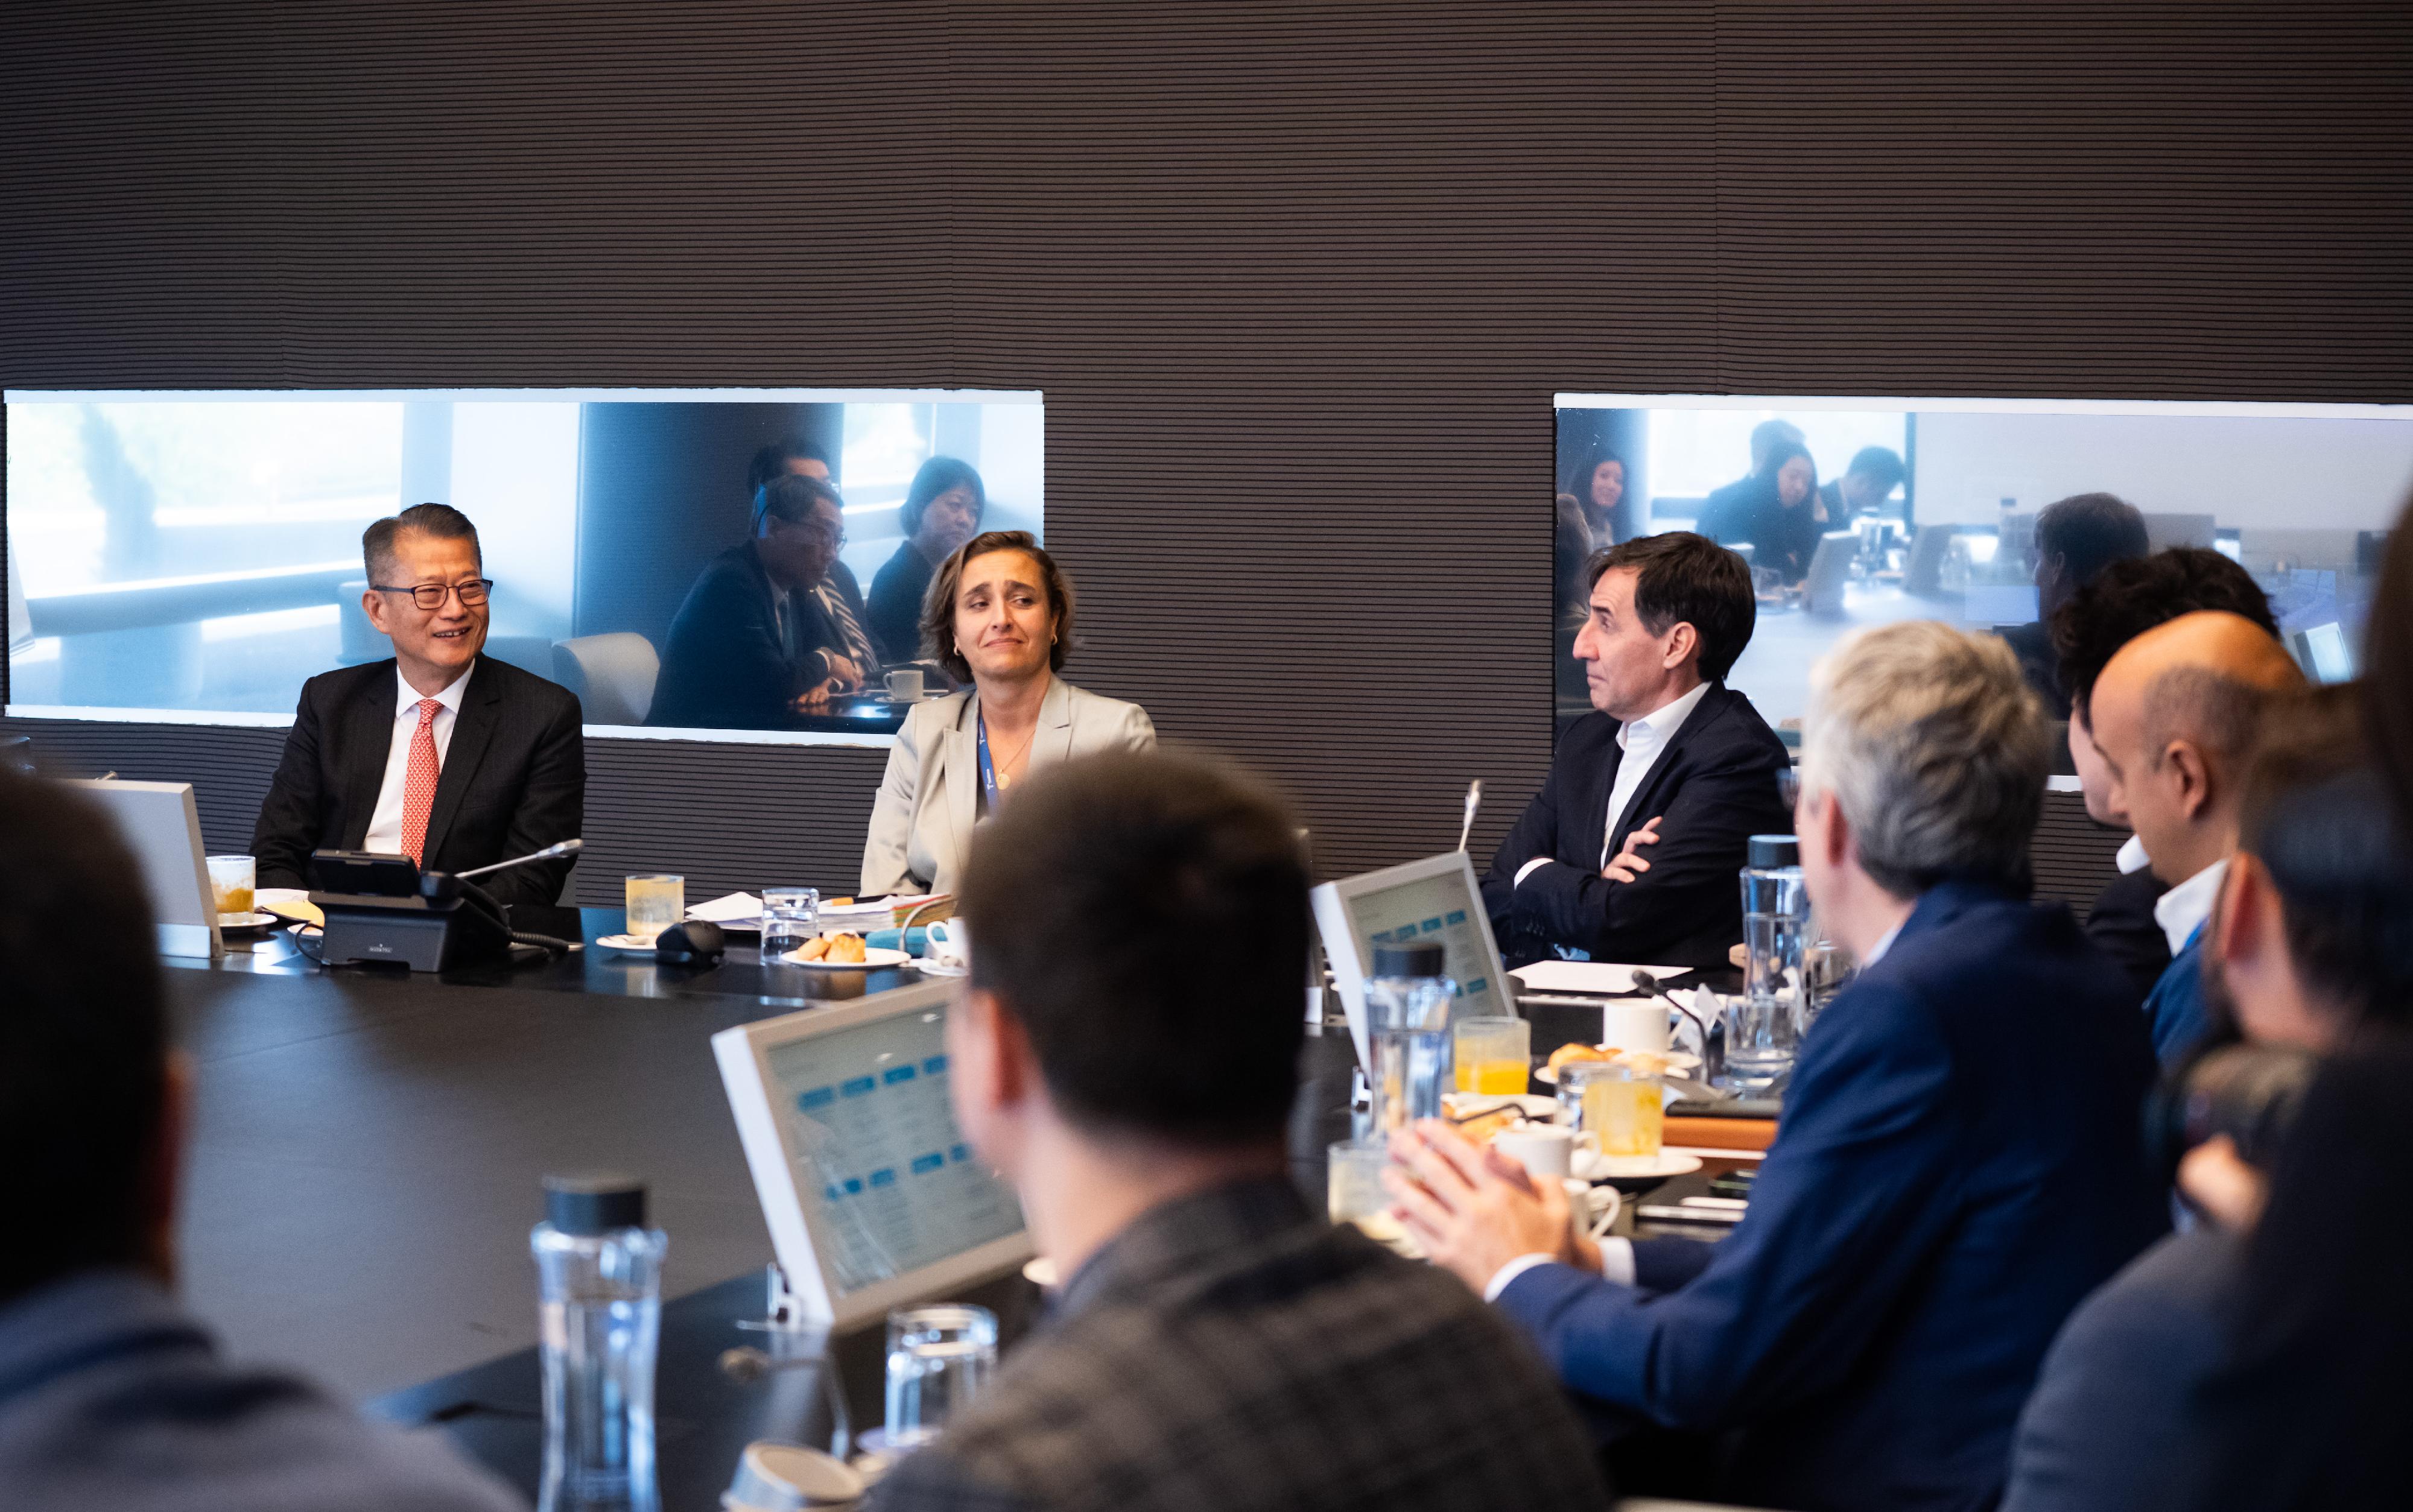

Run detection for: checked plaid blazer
[[867, 1176, 1609, 1512]]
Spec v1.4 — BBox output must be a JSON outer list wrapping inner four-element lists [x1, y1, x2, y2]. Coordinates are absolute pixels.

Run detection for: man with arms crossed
[[250, 503, 585, 908], [1482, 531, 1791, 967], [1400, 622, 2166, 1512], [2085, 610, 2305, 1064], [868, 751, 1608, 1512], [0, 773, 521, 1511]]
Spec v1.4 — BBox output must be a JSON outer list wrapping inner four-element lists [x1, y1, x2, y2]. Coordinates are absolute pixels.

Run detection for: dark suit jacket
[[867, 1177, 1610, 1512], [250, 655, 585, 908], [1494, 882, 2166, 1512], [2002, 1229, 2237, 1512], [867, 538, 938, 665], [0, 1268, 521, 1512], [650, 542, 871, 730], [2086, 865, 2170, 1002], [2143, 929, 2211, 1067], [1482, 685, 1792, 969]]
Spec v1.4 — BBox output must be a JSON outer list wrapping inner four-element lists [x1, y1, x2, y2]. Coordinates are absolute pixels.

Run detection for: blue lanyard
[[975, 710, 1002, 815]]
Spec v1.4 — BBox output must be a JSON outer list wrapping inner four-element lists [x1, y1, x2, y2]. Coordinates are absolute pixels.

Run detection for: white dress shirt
[[1515, 680, 1713, 887], [2152, 856, 2228, 957], [363, 665, 475, 856], [1483, 909, 1913, 1303]]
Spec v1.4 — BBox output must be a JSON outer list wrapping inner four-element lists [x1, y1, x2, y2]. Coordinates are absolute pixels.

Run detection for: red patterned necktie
[[398, 698, 442, 867]]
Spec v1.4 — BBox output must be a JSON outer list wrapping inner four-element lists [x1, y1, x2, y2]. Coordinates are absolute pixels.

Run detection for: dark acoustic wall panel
[[2031, 791, 2129, 913], [5, 2, 2409, 896]]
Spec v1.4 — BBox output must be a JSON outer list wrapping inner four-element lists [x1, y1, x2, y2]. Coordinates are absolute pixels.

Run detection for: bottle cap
[[1369, 940, 1447, 978], [543, 1172, 647, 1235], [1747, 835, 1800, 869]]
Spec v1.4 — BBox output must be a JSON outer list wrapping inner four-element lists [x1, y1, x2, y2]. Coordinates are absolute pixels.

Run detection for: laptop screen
[[759, 1005, 1023, 1297], [1346, 868, 1506, 1011]]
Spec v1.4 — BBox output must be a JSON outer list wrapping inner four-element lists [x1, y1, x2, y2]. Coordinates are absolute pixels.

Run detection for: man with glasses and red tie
[[250, 504, 586, 908]]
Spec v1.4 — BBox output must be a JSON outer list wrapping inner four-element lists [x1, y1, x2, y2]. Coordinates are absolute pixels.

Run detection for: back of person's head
[[2110, 611, 2304, 779], [2364, 492, 2413, 829], [2050, 546, 2278, 723], [1587, 532, 1756, 682], [747, 436, 829, 494], [361, 502, 481, 584], [1844, 446, 1906, 498], [899, 455, 987, 536], [1802, 620, 2047, 897], [0, 773, 169, 1303], [2237, 687, 2413, 1032], [958, 750, 1308, 1146], [753, 471, 843, 531], [1748, 417, 1804, 472], [2035, 492, 2150, 590]]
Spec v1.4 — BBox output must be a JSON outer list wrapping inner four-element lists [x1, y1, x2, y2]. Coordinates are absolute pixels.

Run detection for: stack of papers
[[1509, 961, 1690, 996], [686, 893, 766, 929], [682, 893, 955, 932]]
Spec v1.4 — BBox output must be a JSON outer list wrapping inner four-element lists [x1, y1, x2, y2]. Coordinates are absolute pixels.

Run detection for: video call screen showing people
[[3, 387, 1044, 739], [1553, 394, 2413, 726]]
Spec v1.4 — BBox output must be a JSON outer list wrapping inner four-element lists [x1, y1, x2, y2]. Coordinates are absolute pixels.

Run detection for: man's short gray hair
[[1800, 620, 2048, 898]]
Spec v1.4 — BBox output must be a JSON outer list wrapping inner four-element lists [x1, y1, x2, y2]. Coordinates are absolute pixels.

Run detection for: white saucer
[[1442, 1092, 1558, 1122], [595, 933, 663, 955], [1572, 1150, 1704, 1182], [216, 911, 279, 934], [775, 944, 913, 970]]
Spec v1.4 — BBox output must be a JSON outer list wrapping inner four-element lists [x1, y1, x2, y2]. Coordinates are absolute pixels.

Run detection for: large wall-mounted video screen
[[4, 388, 1044, 739], [1554, 394, 2413, 729]]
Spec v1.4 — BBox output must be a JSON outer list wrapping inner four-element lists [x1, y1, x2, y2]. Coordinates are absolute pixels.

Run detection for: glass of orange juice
[[1573, 1060, 1664, 1159], [1452, 1015, 1532, 1095], [206, 854, 256, 919]]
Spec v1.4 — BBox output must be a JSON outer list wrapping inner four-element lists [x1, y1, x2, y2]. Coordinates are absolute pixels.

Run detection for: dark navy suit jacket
[[1480, 685, 1791, 969], [1494, 881, 2167, 1512], [2142, 928, 2211, 1066]]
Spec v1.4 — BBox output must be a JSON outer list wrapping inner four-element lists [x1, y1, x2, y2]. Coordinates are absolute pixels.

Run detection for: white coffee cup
[[1564, 1177, 1622, 1241], [924, 917, 969, 970], [1602, 999, 1672, 1054], [886, 668, 925, 701], [1494, 1122, 1574, 1180]]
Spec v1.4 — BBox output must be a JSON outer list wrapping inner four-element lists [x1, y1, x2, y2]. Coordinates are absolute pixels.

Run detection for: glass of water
[[884, 1305, 997, 1449], [760, 887, 819, 961], [623, 875, 684, 946]]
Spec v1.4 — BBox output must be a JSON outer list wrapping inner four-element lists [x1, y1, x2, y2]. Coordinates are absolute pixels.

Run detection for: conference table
[[165, 908, 1749, 1508]]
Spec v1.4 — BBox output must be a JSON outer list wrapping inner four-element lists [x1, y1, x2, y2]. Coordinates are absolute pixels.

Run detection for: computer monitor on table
[[713, 981, 1030, 1331], [1310, 851, 1514, 1073], [1801, 530, 1860, 616], [65, 778, 222, 960]]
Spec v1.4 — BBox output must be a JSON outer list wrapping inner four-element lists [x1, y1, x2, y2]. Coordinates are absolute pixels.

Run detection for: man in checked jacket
[[867, 750, 1609, 1512]]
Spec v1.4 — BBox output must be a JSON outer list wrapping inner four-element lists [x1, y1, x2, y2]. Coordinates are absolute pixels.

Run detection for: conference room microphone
[[1629, 969, 1714, 1056], [451, 838, 585, 881], [1454, 780, 1483, 853]]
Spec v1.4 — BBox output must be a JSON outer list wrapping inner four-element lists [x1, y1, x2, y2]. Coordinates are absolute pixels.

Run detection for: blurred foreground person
[[0, 773, 521, 1512], [867, 751, 1608, 1512], [2006, 688, 2411, 1512], [1398, 622, 2163, 1512]]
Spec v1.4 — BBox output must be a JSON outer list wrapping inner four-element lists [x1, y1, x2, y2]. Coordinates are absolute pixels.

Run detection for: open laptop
[[1309, 851, 1514, 1073], [65, 778, 223, 960], [713, 981, 1030, 1330]]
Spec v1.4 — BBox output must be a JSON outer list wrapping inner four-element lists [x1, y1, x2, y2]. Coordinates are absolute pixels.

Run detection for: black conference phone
[[306, 841, 580, 971]]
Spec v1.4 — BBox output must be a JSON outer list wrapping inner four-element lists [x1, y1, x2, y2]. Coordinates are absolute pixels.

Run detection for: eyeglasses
[[371, 579, 493, 610]]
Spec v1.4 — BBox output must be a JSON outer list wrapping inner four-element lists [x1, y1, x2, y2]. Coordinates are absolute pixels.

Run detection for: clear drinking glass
[[1581, 1062, 1665, 1159], [1364, 971, 1457, 1140], [623, 875, 684, 946], [206, 854, 256, 918], [884, 1305, 997, 1450], [1452, 1016, 1532, 1095], [532, 1181, 665, 1512], [760, 887, 819, 960]]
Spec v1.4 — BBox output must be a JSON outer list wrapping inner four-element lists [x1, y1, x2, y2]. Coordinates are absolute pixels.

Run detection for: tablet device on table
[[1309, 850, 1514, 1074], [713, 980, 1030, 1330], [65, 778, 222, 960]]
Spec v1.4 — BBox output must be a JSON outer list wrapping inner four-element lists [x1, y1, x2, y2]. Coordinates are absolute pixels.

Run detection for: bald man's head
[[2090, 611, 2306, 885]]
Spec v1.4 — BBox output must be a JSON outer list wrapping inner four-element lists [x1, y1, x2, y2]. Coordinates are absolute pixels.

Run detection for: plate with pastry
[[1534, 1042, 1703, 1085], [779, 932, 912, 970]]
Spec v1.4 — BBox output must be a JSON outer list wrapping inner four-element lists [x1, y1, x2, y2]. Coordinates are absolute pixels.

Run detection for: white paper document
[[1509, 960, 1690, 996]]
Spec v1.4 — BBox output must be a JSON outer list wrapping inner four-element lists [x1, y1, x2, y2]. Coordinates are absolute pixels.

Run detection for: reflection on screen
[[764, 1007, 1022, 1295], [1348, 873, 1500, 1007], [4, 388, 1042, 737]]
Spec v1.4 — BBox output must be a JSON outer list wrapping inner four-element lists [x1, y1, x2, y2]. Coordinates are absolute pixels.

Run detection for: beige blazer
[[860, 677, 1157, 896]]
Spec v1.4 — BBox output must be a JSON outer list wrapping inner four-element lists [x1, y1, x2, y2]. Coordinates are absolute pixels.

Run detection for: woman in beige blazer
[[861, 531, 1155, 896]]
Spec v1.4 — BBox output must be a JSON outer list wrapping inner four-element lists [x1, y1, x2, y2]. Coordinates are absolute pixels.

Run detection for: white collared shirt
[[2152, 856, 2229, 957], [2116, 834, 2151, 875], [1514, 680, 1713, 888], [363, 664, 476, 855]]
